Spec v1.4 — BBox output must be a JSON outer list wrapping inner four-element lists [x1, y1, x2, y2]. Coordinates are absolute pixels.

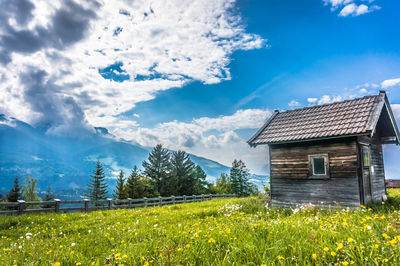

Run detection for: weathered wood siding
[[358, 135, 386, 202], [270, 138, 360, 207]]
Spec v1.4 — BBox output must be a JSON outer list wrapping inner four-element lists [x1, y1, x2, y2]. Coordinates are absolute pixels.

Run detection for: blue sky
[[1, 0, 400, 176]]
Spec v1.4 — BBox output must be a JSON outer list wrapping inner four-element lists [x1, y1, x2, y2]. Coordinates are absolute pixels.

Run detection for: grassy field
[[1, 190, 400, 265]]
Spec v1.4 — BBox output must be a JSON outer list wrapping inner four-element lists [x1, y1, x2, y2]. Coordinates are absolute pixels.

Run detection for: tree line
[[86, 144, 258, 201], [0, 175, 55, 203], [1, 144, 258, 203]]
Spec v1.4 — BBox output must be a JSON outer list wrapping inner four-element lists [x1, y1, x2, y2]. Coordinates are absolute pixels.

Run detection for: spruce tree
[[21, 176, 41, 201], [7, 176, 21, 202], [229, 159, 251, 196], [43, 186, 55, 208], [86, 161, 108, 201], [142, 144, 171, 194], [126, 166, 140, 199], [169, 150, 195, 195], [193, 165, 208, 194], [126, 166, 157, 199], [113, 170, 127, 200], [43, 186, 55, 201]]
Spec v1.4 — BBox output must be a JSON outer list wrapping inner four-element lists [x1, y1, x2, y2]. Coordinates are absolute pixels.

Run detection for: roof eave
[[250, 132, 370, 146], [367, 91, 400, 145], [247, 110, 279, 147]]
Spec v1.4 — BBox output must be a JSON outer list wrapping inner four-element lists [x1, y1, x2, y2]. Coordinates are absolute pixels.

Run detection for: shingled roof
[[248, 91, 400, 146]]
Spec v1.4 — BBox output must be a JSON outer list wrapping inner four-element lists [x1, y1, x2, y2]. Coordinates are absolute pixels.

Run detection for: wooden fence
[[0, 194, 235, 215]]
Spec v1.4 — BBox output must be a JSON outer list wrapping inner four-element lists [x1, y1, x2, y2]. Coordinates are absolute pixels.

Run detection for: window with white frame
[[308, 154, 329, 178]]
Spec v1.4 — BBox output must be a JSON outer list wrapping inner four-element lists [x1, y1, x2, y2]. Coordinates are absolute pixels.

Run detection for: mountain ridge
[[0, 114, 267, 198]]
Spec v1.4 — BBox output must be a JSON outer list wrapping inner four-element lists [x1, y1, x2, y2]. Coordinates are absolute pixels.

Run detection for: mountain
[[0, 115, 268, 198]]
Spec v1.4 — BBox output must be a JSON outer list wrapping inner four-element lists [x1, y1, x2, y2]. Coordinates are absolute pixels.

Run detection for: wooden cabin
[[248, 91, 400, 207]]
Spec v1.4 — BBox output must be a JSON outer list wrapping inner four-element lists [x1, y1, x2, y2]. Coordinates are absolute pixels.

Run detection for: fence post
[[193, 195, 196, 202], [84, 199, 89, 212], [17, 200, 25, 215], [143, 197, 147, 207], [201, 194, 205, 201], [171, 195, 175, 204], [159, 196, 162, 206], [183, 195, 187, 203], [54, 199, 61, 213], [107, 198, 112, 210], [128, 198, 132, 209]]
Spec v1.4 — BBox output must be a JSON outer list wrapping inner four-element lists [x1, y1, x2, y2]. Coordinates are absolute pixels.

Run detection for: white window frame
[[308, 154, 329, 179]]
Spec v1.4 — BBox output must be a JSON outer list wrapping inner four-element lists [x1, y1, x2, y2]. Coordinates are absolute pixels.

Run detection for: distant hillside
[[0, 115, 267, 198]]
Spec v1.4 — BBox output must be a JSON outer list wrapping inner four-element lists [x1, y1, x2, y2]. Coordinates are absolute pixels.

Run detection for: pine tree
[[126, 166, 140, 199], [169, 150, 196, 196], [43, 186, 55, 201], [7, 176, 21, 202], [43, 186, 55, 208], [193, 165, 208, 194], [142, 144, 171, 194], [21, 176, 41, 201], [229, 159, 251, 196], [113, 170, 127, 200], [86, 161, 108, 201], [134, 177, 157, 198]]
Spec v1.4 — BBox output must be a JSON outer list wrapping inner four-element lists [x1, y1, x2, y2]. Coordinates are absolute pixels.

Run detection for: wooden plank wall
[[270, 138, 361, 207], [359, 134, 386, 201]]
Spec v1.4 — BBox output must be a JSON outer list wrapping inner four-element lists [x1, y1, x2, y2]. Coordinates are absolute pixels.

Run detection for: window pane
[[363, 150, 370, 167], [313, 158, 325, 175]]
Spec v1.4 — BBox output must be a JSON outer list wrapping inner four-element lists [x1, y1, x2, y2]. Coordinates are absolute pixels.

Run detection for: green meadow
[[1, 189, 400, 265]]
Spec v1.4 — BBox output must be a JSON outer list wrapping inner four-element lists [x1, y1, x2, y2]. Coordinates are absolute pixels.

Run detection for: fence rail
[[0, 194, 235, 215]]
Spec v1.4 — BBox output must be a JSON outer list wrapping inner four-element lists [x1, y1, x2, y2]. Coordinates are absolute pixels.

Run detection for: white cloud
[[317, 95, 343, 105], [324, 0, 354, 10], [307, 98, 318, 103], [288, 100, 300, 108], [323, 0, 380, 16], [381, 78, 400, 89], [339, 3, 358, 16], [0, 0, 266, 136], [115, 109, 271, 174]]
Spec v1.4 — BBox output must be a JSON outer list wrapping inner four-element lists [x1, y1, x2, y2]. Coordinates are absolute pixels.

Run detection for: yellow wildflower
[[323, 247, 329, 252], [347, 237, 354, 243], [76, 263, 81, 266], [336, 243, 344, 250], [343, 261, 349, 266], [54, 263, 60, 266], [312, 253, 317, 260], [331, 251, 336, 256], [208, 238, 216, 243], [278, 256, 285, 260], [374, 244, 379, 249]]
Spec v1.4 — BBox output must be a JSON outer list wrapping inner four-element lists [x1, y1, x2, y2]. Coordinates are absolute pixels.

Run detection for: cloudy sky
[[1, 0, 400, 176]]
